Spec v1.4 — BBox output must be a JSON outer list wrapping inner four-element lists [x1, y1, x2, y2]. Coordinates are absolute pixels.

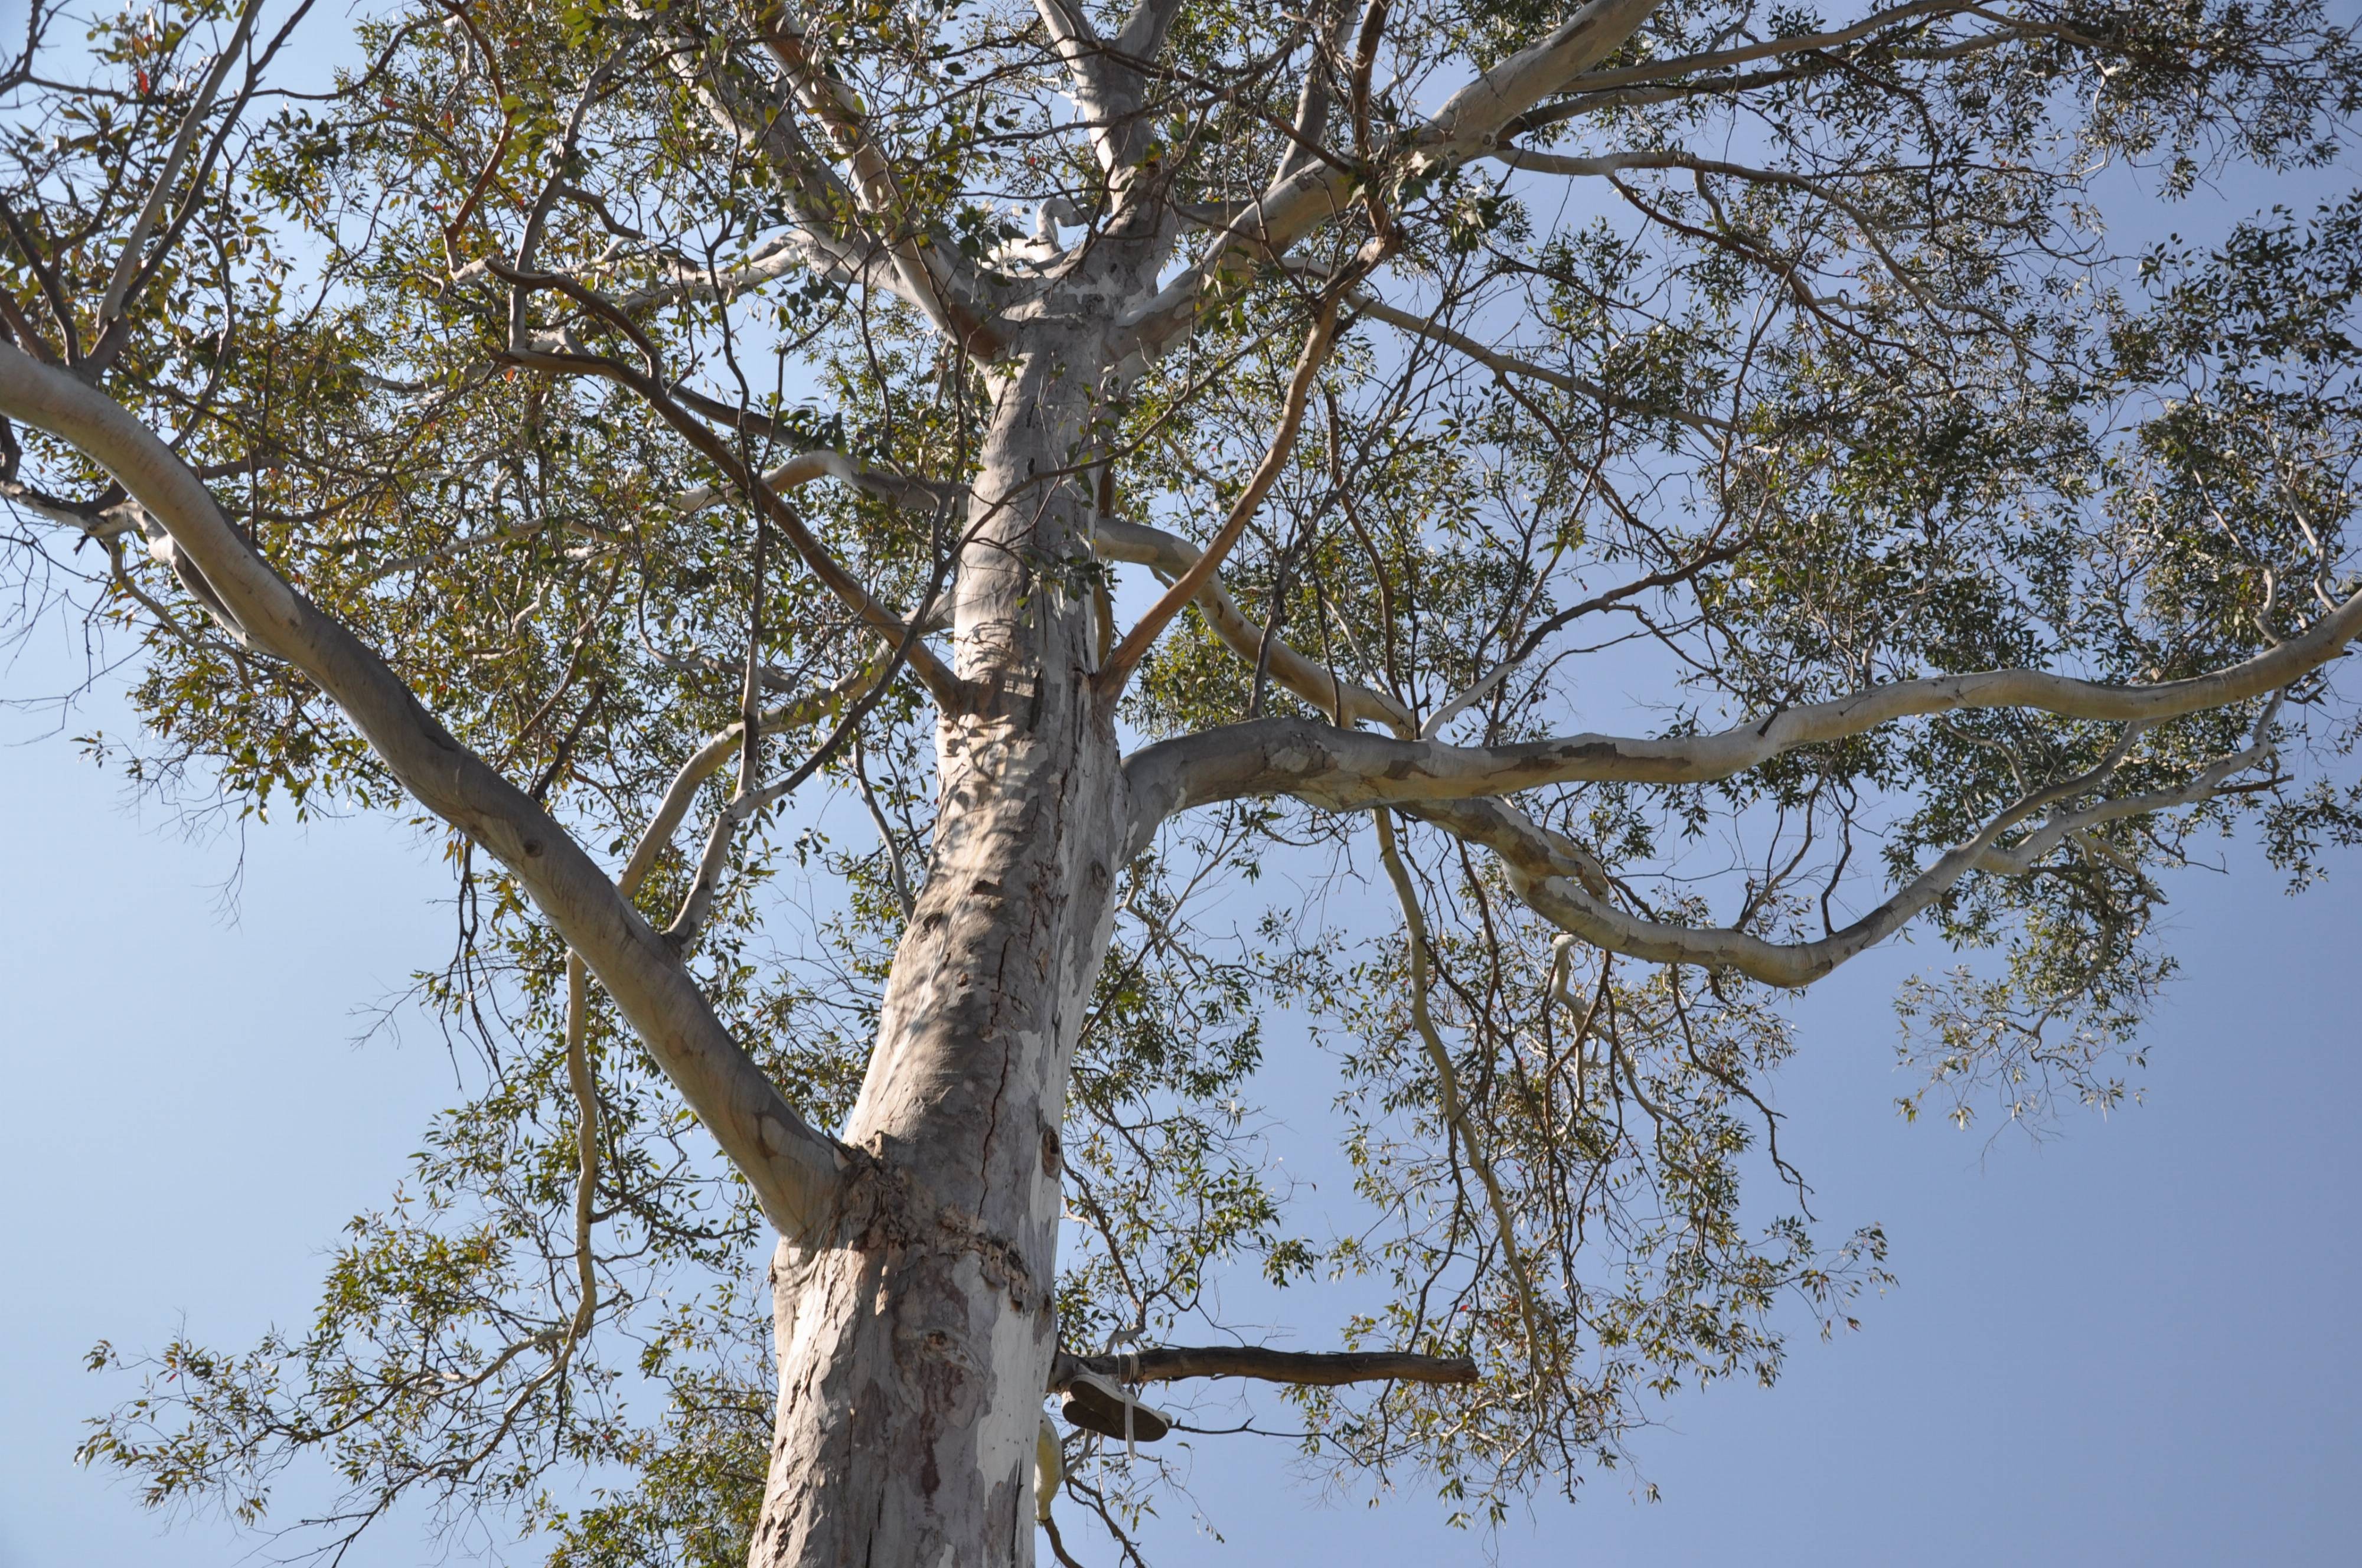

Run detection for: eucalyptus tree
[[5, 0, 2360, 1562]]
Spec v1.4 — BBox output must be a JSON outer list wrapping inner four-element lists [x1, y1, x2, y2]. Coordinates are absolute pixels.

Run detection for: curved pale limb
[[0, 340, 849, 1237], [1402, 720, 2280, 986], [745, 5, 982, 345], [1124, 580, 2362, 831], [644, 15, 973, 331], [1101, 496, 2322, 989]]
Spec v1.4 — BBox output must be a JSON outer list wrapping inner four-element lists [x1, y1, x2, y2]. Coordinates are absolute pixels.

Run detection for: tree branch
[[652, 17, 934, 313], [668, 444, 948, 519], [1399, 722, 2290, 991], [746, 6, 988, 347], [1374, 808, 1551, 1373], [1345, 286, 1735, 432], [1051, 1345, 1477, 1389], [90, 0, 265, 355], [1032, 0, 1133, 173], [1424, 0, 1670, 145], [1092, 515, 1410, 731], [1507, 0, 1978, 135], [495, 280, 965, 707], [1498, 729, 2149, 986], [0, 341, 849, 1237], [1123, 590, 2362, 837], [1101, 280, 1352, 683], [1114, 0, 1669, 363], [617, 657, 889, 903]]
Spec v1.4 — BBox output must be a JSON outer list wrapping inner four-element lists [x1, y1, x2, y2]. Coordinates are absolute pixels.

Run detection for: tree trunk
[[746, 337, 1123, 1566]]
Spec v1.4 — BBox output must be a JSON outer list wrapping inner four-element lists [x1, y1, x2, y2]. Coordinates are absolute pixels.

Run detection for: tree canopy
[[3, 0, 2359, 1560]]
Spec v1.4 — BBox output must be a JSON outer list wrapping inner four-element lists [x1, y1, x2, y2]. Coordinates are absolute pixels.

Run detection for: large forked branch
[[1107, 510, 2334, 983], [1434, 732, 2165, 986], [1124, 584, 2362, 831], [1030, 0, 1137, 173], [1102, 511, 2309, 992], [0, 341, 847, 1236], [654, 17, 966, 327], [1114, 0, 1669, 362], [1050, 1345, 1477, 1389], [746, 5, 987, 348]]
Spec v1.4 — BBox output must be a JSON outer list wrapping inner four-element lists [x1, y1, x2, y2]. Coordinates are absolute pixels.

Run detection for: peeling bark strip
[[751, 331, 1131, 1564]]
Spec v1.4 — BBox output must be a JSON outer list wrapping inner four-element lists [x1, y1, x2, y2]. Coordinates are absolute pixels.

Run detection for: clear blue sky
[[4, 614, 2360, 1568]]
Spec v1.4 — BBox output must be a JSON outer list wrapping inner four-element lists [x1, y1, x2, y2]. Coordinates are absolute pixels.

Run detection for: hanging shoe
[[1057, 1369, 1171, 1445]]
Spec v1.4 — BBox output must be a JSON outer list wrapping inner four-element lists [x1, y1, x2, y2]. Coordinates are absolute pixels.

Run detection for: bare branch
[[616, 658, 889, 903], [668, 445, 947, 518], [1424, 0, 1672, 152], [1344, 286, 1735, 432], [1051, 1345, 1477, 1388], [1033, 0, 1132, 172], [1273, 0, 1360, 188], [1375, 808, 1551, 1373], [651, 18, 928, 311]]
